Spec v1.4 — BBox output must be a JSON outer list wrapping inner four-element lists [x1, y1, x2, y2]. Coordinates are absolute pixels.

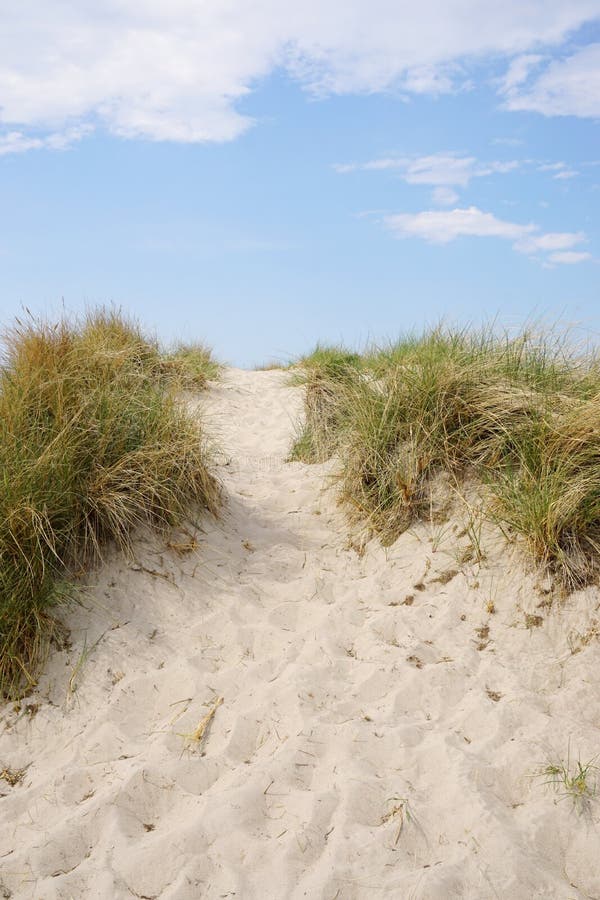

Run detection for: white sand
[[1, 368, 600, 899]]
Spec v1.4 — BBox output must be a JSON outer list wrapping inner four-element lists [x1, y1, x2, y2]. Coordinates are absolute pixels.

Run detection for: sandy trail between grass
[[1, 368, 600, 899]]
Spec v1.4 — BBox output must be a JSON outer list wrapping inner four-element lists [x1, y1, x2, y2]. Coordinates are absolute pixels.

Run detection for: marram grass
[[159, 341, 221, 389], [288, 344, 365, 462], [292, 326, 600, 588], [0, 309, 220, 697]]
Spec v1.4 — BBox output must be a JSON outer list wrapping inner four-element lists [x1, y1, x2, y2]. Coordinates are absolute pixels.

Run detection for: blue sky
[[1, 3, 599, 366]]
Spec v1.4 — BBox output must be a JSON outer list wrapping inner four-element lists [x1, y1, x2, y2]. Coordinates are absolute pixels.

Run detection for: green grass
[[0, 308, 220, 697], [288, 344, 365, 462], [294, 343, 364, 376], [291, 327, 600, 586], [160, 342, 220, 389], [490, 398, 600, 586], [535, 747, 598, 811]]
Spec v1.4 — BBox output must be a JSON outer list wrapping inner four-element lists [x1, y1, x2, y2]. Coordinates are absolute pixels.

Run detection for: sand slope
[[1, 368, 600, 899]]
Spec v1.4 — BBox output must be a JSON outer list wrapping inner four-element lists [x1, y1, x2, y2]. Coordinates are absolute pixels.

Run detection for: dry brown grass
[[0, 308, 220, 696], [291, 327, 600, 587]]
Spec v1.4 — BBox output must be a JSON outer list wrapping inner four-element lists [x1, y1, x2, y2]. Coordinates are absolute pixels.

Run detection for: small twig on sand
[[129, 563, 175, 584]]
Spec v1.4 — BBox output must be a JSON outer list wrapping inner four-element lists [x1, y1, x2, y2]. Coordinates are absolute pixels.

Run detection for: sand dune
[[1, 368, 599, 899]]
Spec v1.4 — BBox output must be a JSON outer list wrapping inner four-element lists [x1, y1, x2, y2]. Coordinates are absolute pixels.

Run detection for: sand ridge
[[1, 368, 599, 899]]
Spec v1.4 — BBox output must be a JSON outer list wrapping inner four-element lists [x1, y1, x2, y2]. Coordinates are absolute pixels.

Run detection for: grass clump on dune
[[160, 342, 220, 389], [0, 309, 220, 697], [491, 397, 600, 587], [289, 344, 364, 463], [292, 327, 600, 587], [293, 343, 364, 376]]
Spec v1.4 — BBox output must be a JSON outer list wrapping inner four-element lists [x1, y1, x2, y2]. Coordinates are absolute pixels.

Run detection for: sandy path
[[1, 369, 600, 899]]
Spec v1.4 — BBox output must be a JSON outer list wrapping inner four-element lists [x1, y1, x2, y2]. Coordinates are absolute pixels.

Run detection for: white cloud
[[385, 206, 534, 244], [404, 154, 477, 186], [0, 126, 91, 156], [361, 158, 410, 172], [0, 132, 49, 156], [335, 152, 522, 189], [384, 205, 591, 264], [505, 43, 600, 117], [337, 150, 588, 203], [333, 158, 410, 173], [515, 231, 586, 252], [431, 186, 459, 206], [402, 65, 455, 95], [332, 163, 359, 174], [492, 137, 525, 146], [500, 54, 545, 93], [0, 2, 598, 148], [547, 250, 593, 264], [538, 161, 579, 179]]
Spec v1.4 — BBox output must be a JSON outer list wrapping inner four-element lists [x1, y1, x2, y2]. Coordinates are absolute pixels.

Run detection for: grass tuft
[[535, 747, 598, 812], [288, 344, 364, 463], [160, 342, 220, 389], [291, 326, 600, 584], [0, 308, 219, 697]]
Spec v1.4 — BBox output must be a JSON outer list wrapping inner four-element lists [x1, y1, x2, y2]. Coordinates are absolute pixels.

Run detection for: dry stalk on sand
[[381, 797, 411, 845], [0, 766, 27, 787], [166, 528, 199, 556], [179, 695, 224, 751]]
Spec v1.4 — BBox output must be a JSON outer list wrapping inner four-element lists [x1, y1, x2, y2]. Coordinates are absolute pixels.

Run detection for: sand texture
[[1, 369, 600, 899]]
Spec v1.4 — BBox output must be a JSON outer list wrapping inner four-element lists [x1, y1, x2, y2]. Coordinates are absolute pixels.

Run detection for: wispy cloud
[[515, 231, 586, 253], [492, 137, 525, 147], [538, 161, 579, 179], [385, 206, 533, 244], [431, 186, 460, 206], [0, 2, 598, 149], [334, 158, 409, 175], [384, 205, 591, 265], [503, 43, 600, 118], [336, 149, 590, 205], [335, 153, 521, 186], [547, 251, 592, 264], [499, 54, 545, 94], [553, 169, 579, 180], [334, 152, 525, 205], [406, 155, 521, 186], [0, 126, 92, 156]]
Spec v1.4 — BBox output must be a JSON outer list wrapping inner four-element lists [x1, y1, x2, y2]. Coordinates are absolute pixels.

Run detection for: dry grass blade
[[166, 529, 199, 556], [0, 766, 27, 787], [380, 797, 411, 845], [179, 695, 224, 750]]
